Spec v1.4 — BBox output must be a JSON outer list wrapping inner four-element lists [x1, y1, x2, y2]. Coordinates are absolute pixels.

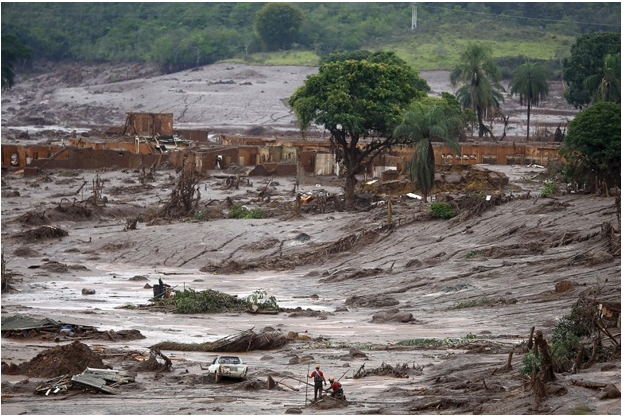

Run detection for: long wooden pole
[[337, 368, 350, 382], [305, 363, 310, 406]]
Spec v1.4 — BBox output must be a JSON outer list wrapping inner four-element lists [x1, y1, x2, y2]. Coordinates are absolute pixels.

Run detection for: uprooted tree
[[288, 51, 429, 209], [158, 157, 201, 218]]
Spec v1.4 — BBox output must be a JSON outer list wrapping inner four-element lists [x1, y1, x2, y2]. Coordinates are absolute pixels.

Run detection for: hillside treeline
[[1, 2, 620, 74]]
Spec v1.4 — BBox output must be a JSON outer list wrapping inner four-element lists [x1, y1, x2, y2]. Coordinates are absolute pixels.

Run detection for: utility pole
[[412, 3, 417, 30]]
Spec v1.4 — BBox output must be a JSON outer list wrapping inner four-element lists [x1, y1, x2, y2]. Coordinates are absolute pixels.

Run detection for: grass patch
[[354, 21, 574, 71], [224, 22, 574, 73], [228, 204, 266, 219], [465, 249, 484, 259], [396, 338, 450, 348], [396, 336, 489, 349]]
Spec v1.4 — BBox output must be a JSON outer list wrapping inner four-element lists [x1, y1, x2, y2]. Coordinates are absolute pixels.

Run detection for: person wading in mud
[[308, 363, 326, 401]]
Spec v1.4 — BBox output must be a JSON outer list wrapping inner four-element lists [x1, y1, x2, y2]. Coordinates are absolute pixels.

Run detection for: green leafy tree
[[509, 61, 549, 141], [393, 100, 462, 199], [559, 101, 620, 196], [253, 3, 304, 51], [1, 34, 31, 90], [450, 43, 504, 139], [288, 51, 428, 208], [583, 53, 620, 104], [562, 32, 620, 109]]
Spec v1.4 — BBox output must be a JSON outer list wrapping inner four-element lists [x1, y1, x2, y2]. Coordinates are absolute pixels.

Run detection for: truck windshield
[[218, 357, 241, 364]]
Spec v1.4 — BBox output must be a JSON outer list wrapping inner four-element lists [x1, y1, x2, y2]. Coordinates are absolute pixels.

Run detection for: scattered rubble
[[1, 314, 145, 342], [34, 368, 135, 396]]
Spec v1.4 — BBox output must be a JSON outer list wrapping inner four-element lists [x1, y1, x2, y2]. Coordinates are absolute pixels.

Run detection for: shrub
[[552, 304, 594, 341], [193, 210, 207, 221], [228, 204, 266, 219], [541, 180, 556, 197], [520, 350, 542, 375], [430, 201, 456, 219], [246, 289, 279, 309], [520, 304, 597, 375], [551, 332, 580, 361], [174, 289, 249, 314]]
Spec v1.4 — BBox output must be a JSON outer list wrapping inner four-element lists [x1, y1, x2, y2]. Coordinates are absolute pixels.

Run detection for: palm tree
[[509, 61, 549, 141], [450, 43, 504, 139], [393, 101, 462, 200], [584, 53, 621, 104]]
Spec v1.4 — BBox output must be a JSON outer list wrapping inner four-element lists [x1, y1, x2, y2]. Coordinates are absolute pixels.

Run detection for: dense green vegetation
[[1, 2, 619, 75], [1, 34, 30, 90], [562, 32, 621, 107], [560, 101, 621, 195]]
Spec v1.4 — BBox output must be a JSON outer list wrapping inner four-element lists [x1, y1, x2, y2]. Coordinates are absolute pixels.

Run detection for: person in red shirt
[[308, 363, 326, 401], [325, 376, 345, 400]]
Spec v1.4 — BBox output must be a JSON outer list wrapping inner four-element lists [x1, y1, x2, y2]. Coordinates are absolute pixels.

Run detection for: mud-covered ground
[[1, 61, 577, 139], [1, 163, 620, 415], [0, 62, 619, 415]]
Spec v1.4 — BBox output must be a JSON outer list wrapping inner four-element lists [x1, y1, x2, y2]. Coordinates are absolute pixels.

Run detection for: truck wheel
[[215, 373, 221, 382]]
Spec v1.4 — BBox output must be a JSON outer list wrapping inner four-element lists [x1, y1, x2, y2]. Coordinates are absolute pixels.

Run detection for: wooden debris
[[35, 374, 72, 396], [534, 330, 555, 382], [353, 362, 418, 379], [572, 380, 607, 390], [152, 328, 289, 352]]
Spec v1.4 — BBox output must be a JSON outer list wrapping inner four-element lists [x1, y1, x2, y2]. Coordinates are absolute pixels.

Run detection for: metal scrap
[[36, 368, 135, 396]]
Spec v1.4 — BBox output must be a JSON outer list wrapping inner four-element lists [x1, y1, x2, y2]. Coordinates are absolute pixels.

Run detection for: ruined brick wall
[[248, 162, 296, 176], [27, 148, 160, 170], [298, 150, 317, 174], [388, 143, 561, 167], [1, 145, 61, 168], [274, 163, 297, 176], [176, 129, 218, 143], [124, 113, 173, 136], [237, 146, 258, 167]]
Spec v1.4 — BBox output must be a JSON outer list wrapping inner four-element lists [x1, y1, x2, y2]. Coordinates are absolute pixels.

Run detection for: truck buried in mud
[[207, 355, 248, 382]]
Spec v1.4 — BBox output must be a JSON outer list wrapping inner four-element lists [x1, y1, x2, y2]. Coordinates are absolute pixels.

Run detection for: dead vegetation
[[15, 225, 69, 241], [153, 159, 201, 220], [353, 362, 423, 379], [1, 252, 18, 293], [151, 328, 289, 352]]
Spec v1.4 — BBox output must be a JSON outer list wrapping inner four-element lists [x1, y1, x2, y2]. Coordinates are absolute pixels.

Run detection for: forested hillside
[[1, 2, 620, 75]]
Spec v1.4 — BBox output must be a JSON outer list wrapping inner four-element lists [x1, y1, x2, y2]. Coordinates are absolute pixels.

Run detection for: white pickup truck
[[207, 355, 248, 382]]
